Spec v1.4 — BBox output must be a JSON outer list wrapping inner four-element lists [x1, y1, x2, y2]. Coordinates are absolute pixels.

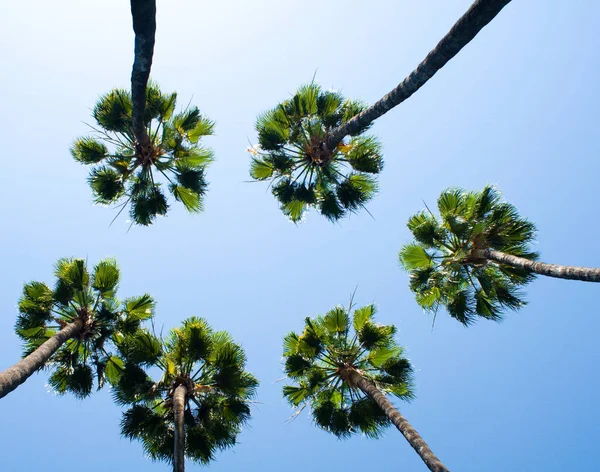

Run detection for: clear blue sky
[[1, 0, 599, 470]]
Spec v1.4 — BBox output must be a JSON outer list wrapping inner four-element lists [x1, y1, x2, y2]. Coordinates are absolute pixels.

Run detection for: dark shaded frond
[[71, 137, 108, 164]]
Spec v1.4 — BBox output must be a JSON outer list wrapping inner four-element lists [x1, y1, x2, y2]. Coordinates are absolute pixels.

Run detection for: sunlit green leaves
[[125, 295, 154, 321], [74, 83, 214, 226], [13, 257, 155, 399], [368, 346, 403, 368], [250, 81, 383, 222], [93, 89, 132, 133], [92, 258, 120, 295], [402, 186, 536, 325], [352, 304, 374, 331], [104, 356, 125, 385], [17, 282, 54, 332], [145, 83, 176, 123], [282, 304, 414, 439], [399, 244, 433, 270], [249, 158, 274, 180], [321, 307, 349, 334]]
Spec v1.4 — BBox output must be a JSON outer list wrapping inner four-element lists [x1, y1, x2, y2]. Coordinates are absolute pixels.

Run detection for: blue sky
[[1, 0, 599, 470]]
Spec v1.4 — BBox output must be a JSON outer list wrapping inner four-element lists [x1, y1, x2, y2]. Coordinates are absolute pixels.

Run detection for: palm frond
[[71, 137, 108, 164]]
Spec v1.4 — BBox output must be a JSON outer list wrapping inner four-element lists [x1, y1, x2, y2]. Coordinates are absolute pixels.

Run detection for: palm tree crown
[[282, 304, 414, 438], [115, 317, 258, 466], [15, 257, 154, 397], [399, 186, 537, 325], [249, 82, 383, 222], [71, 82, 214, 226]]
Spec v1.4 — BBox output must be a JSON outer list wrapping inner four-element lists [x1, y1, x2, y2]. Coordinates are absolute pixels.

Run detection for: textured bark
[[346, 369, 449, 472], [173, 384, 187, 472], [477, 249, 600, 282], [130, 0, 156, 155], [0, 320, 83, 399], [324, 0, 512, 152]]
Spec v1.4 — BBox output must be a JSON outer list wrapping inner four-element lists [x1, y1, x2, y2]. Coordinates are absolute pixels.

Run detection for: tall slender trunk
[[324, 0, 512, 153], [345, 369, 449, 472], [0, 320, 83, 399], [130, 0, 156, 154], [173, 384, 187, 472], [476, 248, 600, 282]]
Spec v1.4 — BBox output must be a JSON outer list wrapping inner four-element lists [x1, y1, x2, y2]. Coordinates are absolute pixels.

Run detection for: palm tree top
[[283, 303, 414, 438], [399, 186, 537, 325], [249, 82, 383, 223], [116, 317, 258, 465], [16, 257, 154, 397], [71, 81, 215, 226]]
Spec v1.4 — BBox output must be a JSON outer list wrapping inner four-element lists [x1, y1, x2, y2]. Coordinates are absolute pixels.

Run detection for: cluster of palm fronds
[[71, 83, 214, 226], [283, 304, 414, 438], [16, 258, 153, 397], [399, 186, 538, 325], [249, 83, 384, 222], [114, 317, 258, 465]]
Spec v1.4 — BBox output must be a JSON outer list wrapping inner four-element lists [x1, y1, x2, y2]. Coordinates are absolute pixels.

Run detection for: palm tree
[[114, 317, 258, 471], [249, 83, 383, 222], [0, 257, 154, 399], [283, 303, 448, 472], [399, 186, 600, 326], [250, 0, 512, 222], [71, 82, 215, 225]]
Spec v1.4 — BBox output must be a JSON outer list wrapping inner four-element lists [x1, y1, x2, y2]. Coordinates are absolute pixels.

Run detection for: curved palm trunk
[[0, 320, 83, 399], [173, 384, 187, 472], [130, 0, 156, 154], [324, 0, 512, 152], [479, 248, 600, 282], [346, 369, 449, 472]]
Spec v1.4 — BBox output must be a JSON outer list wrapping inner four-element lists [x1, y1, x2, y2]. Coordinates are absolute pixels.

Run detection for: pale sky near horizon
[[1, 1, 599, 470]]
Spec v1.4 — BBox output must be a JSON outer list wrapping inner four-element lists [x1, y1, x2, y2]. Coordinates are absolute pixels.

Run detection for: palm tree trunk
[[130, 0, 156, 154], [324, 0, 512, 153], [477, 248, 600, 282], [0, 320, 83, 399], [346, 368, 449, 472], [173, 384, 187, 472]]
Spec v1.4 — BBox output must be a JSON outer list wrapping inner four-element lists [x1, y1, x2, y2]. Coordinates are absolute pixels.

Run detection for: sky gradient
[[1, 1, 599, 470]]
